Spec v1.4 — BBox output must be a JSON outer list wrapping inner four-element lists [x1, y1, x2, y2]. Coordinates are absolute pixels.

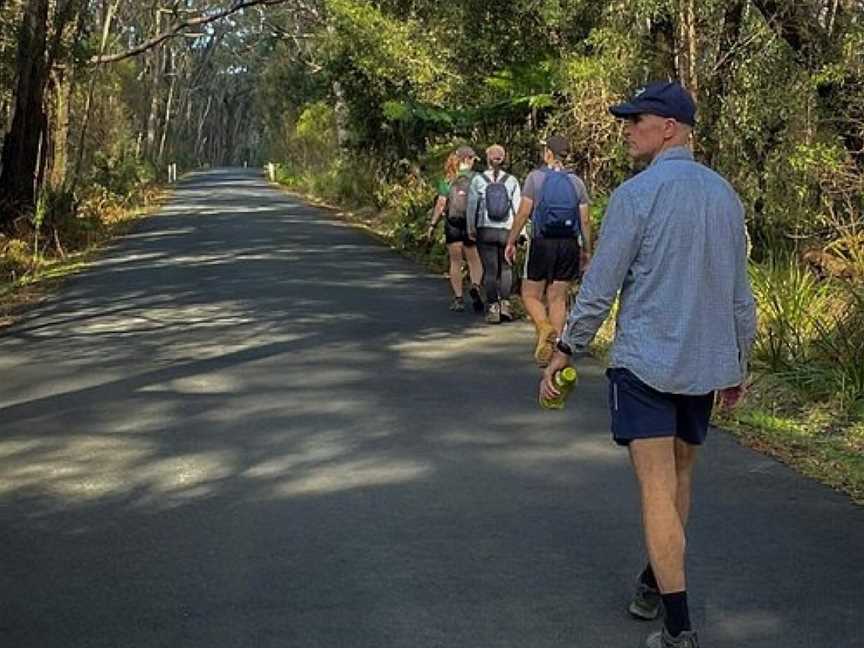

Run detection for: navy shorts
[[607, 368, 714, 446]]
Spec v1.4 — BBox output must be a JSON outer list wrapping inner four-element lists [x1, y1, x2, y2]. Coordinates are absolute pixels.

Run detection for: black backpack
[[446, 174, 472, 224], [478, 171, 512, 223]]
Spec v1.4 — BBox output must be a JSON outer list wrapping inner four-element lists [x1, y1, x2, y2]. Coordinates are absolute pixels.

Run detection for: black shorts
[[525, 237, 579, 282], [444, 219, 476, 246], [607, 368, 714, 447]]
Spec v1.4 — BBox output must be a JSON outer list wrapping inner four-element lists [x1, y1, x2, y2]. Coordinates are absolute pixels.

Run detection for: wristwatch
[[554, 337, 573, 356]]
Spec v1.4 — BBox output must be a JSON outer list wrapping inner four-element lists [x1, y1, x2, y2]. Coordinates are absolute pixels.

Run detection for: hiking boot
[[629, 580, 663, 620], [533, 322, 557, 367], [500, 299, 513, 322], [486, 302, 502, 324], [469, 284, 484, 313], [449, 296, 465, 312], [643, 628, 700, 648]]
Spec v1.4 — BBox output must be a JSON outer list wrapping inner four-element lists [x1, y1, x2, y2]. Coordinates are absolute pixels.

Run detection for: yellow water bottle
[[539, 367, 579, 410]]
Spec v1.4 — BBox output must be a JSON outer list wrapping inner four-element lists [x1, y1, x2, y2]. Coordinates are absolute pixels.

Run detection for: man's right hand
[[717, 384, 746, 409]]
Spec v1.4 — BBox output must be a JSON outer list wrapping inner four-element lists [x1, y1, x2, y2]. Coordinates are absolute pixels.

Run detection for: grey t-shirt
[[523, 167, 590, 207]]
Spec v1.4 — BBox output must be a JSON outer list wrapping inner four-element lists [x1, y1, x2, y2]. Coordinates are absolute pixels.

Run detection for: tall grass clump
[[750, 253, 864, 412], [807, 284, 864, 410], [749, 255, 835, 372]]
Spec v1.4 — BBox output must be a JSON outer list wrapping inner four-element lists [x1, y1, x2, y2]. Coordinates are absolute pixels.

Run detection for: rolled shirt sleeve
[[563, 187, 643, 352]]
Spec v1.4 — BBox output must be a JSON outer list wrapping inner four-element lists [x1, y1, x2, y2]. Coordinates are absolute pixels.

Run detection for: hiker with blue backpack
[[504, 135, 592, 366], [467, 144, 522, 324]]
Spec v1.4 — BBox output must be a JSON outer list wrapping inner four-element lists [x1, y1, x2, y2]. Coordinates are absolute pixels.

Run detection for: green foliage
[[90, 153, 155, 200], [750, 256, 864, 412], [750, 256, 835, 371], [807, 285, 864, 408], [323, 0, 448, 102], [0, 239, 32, 282]]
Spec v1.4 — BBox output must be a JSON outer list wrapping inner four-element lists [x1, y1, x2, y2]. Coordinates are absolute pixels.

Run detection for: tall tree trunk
[[701, 0, 745, 163], [0, 0, 50, 222], [196, 95, 213, 165], [674, 0, 699, 97], [71, 0, 119, 190], [158, 56, 176, 167], [144, 7, 164, 161], [332, 79, 350, 148], [49, 67, 72, 189]]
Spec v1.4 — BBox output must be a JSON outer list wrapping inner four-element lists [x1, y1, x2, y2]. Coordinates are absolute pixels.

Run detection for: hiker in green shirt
[[426, 147, 484, 312]]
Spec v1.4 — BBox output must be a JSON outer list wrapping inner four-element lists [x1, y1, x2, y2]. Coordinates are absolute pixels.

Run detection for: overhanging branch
[[90, 0, 292, 64]]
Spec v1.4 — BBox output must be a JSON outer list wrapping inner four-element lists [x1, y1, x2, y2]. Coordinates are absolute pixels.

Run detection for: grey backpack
[[446, 174, 472, 223], [479, 171, 512, 223]]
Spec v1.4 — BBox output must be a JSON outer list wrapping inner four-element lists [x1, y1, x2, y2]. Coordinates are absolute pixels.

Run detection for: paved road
[[1, 169, 861, 648]]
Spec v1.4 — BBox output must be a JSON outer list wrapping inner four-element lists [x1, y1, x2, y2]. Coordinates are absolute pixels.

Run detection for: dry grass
[[0, 187, 170, 330]]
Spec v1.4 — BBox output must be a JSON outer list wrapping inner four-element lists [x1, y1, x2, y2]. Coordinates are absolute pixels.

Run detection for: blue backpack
[[533, 169, 581, 239]]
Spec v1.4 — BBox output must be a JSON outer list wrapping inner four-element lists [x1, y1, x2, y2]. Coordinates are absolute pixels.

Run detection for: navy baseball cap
[[609, 81, 696, 126]]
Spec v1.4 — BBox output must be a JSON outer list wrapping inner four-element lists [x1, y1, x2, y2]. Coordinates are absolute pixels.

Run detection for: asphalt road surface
[[1, 169, 861, 648]]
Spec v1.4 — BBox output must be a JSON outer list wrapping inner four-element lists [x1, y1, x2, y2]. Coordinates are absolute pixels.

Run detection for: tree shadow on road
[[1, 169, 861, 648]]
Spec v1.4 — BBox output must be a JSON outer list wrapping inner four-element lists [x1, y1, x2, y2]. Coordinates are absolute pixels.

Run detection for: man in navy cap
[[541, 81, 757, 648]]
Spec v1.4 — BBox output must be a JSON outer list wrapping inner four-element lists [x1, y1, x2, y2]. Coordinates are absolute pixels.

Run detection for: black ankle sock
[[640, 564, 658, 589], [661, 591, 691, 637]]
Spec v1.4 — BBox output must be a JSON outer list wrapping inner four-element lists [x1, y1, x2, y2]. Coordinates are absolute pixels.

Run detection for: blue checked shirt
[[562, 147, 757, 395]]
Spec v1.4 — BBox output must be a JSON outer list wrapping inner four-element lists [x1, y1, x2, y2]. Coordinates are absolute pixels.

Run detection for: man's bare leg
[[673, 438, 698, 526], [521, 279, 557, 365], [629, 437, 686, 593], [447, 242, 465, 297], [520, 278, 548, 327], [638, 438, 698, 587], [546, 280, 571, 333], [464, 244, 484, 287], [630, 437, 699, 642]]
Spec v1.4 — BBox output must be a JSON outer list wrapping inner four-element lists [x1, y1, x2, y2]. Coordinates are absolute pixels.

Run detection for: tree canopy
[[0, 0, 861, 254]]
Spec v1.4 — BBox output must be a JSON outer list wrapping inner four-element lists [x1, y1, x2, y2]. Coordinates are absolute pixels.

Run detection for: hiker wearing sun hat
[[467, 144, 522, 323], [540, 80, 756, 648]]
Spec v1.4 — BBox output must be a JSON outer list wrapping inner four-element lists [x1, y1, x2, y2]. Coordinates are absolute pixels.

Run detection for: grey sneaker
[[449, 297, 465, 312], [486, 302, 502, 324], [499, 299, 513, 321], [644, 628, 699, 648], [469, 284, 484, 313], [629, 580, 662, 620]]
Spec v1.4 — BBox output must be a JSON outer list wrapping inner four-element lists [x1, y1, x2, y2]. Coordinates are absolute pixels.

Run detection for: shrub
[[808, 284, 864, 409], [749, 255, 835, 371], [750, 254, 864, 411], [0, 238, 32, 283]]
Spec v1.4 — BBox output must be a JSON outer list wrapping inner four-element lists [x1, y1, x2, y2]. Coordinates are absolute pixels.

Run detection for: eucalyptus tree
[[0, 0, 293, 229]]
